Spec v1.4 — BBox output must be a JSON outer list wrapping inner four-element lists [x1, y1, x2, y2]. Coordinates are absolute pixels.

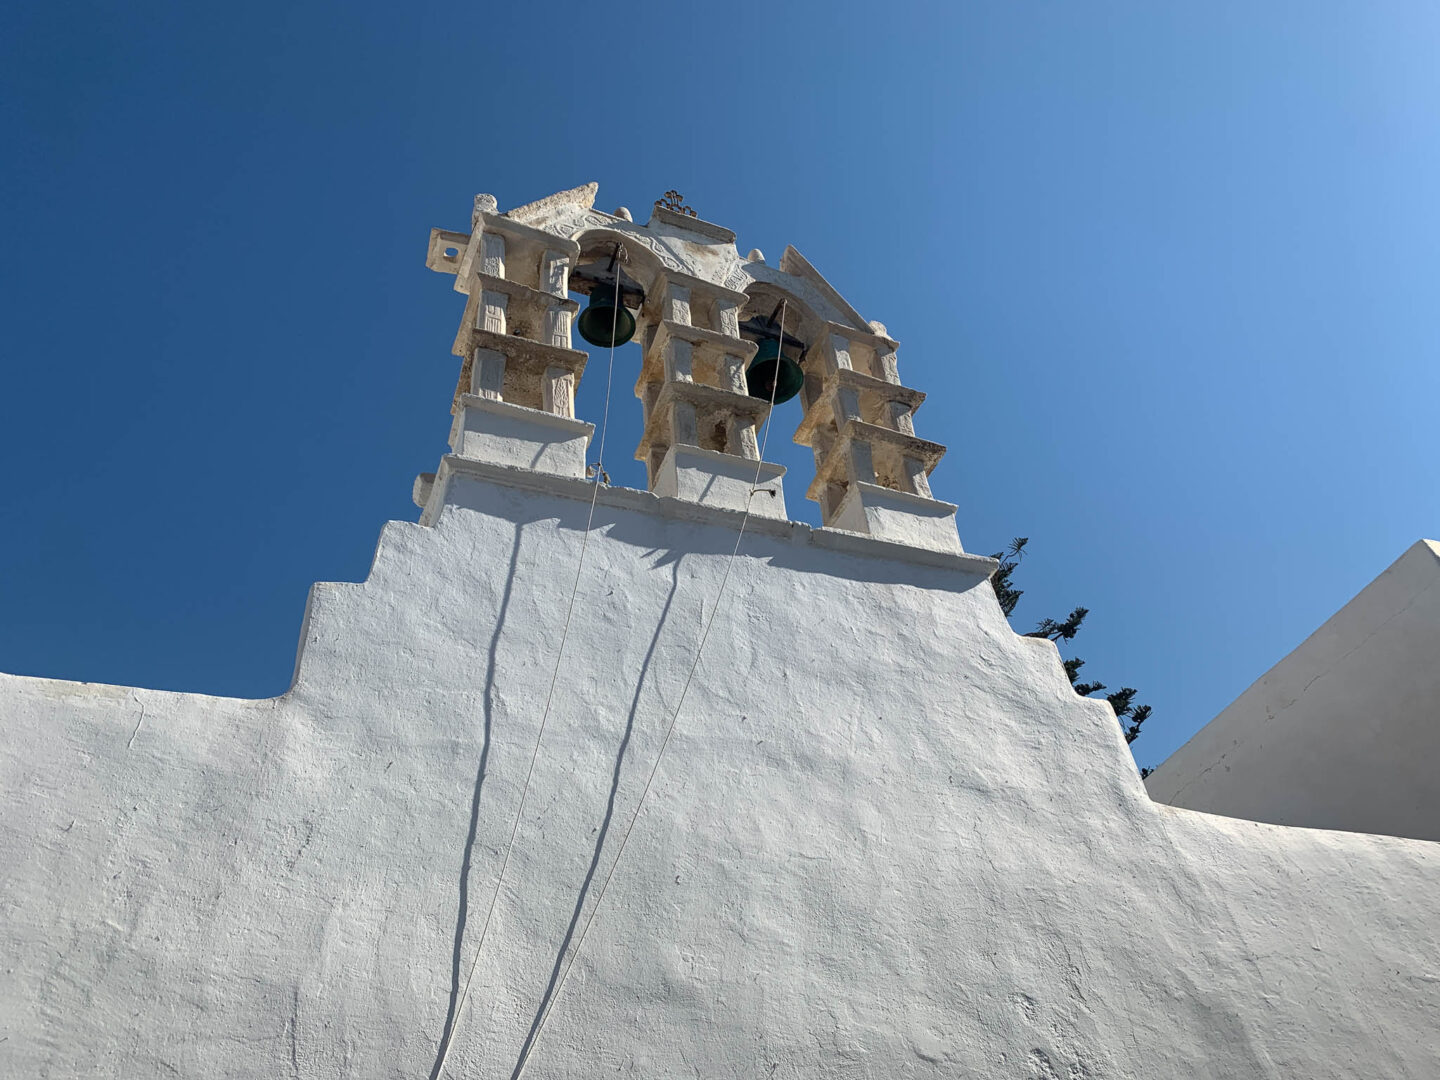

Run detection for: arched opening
[[736, 283, 827, 525], [565, 229, 663, 491]]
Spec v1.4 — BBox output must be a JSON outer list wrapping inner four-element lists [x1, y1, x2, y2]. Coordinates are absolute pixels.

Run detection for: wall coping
[[434, 454, 998, 578]]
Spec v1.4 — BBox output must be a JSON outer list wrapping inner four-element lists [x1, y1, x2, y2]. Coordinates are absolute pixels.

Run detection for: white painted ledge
[[446, 395, 594, 482], [426, 454, 999, 578], [832, 481, 963, 554], [653, 445, 788, 521]]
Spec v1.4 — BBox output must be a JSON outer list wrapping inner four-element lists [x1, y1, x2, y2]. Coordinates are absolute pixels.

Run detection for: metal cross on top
[[654, 190, 698, 217]]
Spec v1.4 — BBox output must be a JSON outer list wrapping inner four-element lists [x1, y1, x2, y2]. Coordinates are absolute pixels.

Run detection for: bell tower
[[418, 183, 964, 553]]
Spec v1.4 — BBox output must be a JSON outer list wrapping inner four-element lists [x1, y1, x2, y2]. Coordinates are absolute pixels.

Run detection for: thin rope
[[512, 302, 791, 1079], [432, 273, 625, 1080], [590, 260, 621, 479], [752, 301, 788, 471]]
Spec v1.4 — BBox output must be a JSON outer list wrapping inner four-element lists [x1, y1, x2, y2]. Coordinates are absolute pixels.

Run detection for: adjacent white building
[[1147, 538, 1440, 842], [3, 185, 1439, 1079]]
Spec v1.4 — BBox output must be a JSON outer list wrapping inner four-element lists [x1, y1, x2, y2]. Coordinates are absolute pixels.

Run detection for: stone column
[[426, 209, 589, 479], [471, 349, 506, 400], [663, 283, 691, 325], [793, 321, 960, 551], [480, 232, 505, 277], [478, 290, 508, 335], [634, 272, 783, 518], [541, 250, 573, 349]]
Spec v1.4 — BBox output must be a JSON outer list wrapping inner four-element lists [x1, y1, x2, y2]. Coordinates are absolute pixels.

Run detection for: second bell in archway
[[577, 284, 637, 349], [745, 339, 804, 404]]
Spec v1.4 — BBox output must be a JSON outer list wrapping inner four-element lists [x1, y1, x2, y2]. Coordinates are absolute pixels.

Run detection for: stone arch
[[737, 268, 936, 527], [568, 226, 670, 296], [737, 277, 828, 354], [569, 223, 770, 485], [736, 279, 833, 509], [559, 226, 669, 476], [566, 227, 668, 346]]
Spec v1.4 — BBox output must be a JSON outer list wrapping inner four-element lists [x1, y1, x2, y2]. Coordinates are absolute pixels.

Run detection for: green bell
[[577, 284, 636, 348], [745, 339, 805, 404]]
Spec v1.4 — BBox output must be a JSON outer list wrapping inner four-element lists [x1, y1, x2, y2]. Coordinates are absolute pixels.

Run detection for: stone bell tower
[[417, 182, 958, 552]]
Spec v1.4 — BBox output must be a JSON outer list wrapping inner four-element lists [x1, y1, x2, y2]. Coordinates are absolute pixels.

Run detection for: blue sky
[[3, 1, 1436, 769]]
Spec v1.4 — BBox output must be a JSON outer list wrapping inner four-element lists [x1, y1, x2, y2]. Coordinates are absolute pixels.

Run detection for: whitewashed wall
[[1147, 539, 1440, 842], [4, 475, 1439, 1079]]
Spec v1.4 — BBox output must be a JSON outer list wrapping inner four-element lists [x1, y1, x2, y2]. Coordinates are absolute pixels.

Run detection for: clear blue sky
[[3, 1, 1437, 769]]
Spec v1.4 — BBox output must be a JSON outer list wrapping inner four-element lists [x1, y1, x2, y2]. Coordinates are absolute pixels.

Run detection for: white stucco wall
[[4, 474, 1440, 1079], [1147, 539, 1440, 843]]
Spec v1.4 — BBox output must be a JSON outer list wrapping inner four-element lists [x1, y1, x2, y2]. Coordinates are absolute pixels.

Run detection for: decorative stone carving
[[479, 290, 507, 335], [480, 233, 505, 278], [541, 250, 569, 296]]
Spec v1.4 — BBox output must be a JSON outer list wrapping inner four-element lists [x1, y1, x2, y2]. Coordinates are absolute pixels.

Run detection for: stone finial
[[868, 320, 889, 337], [472, 193, 499, 224], [614, 207, 633, 221], [747, 249, 765, 263]]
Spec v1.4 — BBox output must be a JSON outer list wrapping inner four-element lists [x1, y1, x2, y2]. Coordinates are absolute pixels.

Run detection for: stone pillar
[[720, 351, 748, 394], [663, 336, 694, 383], [478, 290, 508, 335], [480, 232, 505, 277], [663, 283, 691, 325], [669, 399, 698, 447], [835, 385, 863, 427], [845, 439, 877, 487], [876, 343, 901, 384], [793, 321, 960, 552], [634, 272, 783, 519], [544, 367, 576, 419], [716, 299, 740, 338], [471, 348, 506, 401], [886, 401, 915, 436], [728, 416, 760, 460], [541, 250, 570, 296], [541, 249, 574, 349], [426, 212, 589, 479]]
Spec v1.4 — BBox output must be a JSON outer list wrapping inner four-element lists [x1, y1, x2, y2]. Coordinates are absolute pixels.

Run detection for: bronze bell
[[745, 338, 805, 404], [577, 283, 637, 348], [575, 245, 640, 349]]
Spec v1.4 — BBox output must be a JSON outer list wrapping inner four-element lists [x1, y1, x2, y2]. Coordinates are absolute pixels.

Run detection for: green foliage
[[1027, 607, 1090, 643], [989, 538, 1155, 773], [990, 537, 1028, 618]]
